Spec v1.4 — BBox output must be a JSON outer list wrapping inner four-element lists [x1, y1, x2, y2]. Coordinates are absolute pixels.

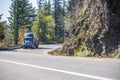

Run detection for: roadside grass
[[48, 49, 120, 58]]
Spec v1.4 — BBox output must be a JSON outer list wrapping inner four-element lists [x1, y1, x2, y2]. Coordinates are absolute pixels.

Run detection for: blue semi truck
[[23, 32, 38, 49]]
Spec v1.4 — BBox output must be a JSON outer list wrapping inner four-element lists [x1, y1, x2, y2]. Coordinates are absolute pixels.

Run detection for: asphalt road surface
[[0, 44, 120, 80]]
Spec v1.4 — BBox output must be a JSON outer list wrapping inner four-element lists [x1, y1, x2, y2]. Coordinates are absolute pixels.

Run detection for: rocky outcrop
[[61, 0, 120, 57], [105, 0, 120, 55]]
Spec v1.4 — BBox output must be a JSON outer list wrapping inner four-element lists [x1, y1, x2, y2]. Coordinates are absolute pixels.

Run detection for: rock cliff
[[50, 0, 120, 58], [61, 0, 120, 57]]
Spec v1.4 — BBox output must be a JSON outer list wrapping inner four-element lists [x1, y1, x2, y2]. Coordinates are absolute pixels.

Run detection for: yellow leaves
[[45, 16, 55, 28], [0, 40, 4, 47], [18, 28, 27, 45], [46, 33, 52, 40], [32, 21, 39, 38], [32, 9, 55, 41]]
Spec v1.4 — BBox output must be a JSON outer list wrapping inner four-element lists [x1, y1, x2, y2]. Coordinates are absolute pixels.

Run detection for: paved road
[[0, 44, 120, 80]]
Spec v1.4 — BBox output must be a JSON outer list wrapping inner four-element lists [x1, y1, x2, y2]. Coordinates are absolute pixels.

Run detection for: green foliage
[[0, 15, 5, 41], [54, 0, 63, 39], [38, 0, 46, 10], [6, 31, 14, 46], [8, 0, 34, 45], [35, 0, 70, 42], [32, 9, 55, 42], [53, 0, 70, 41], [0, 15, 11, 47], [18, 27, 28, 45]]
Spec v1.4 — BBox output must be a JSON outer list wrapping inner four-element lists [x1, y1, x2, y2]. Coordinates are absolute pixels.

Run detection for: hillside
[[51, 0, 120, 58]]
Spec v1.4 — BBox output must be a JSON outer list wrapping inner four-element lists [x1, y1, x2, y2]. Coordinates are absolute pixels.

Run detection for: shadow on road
[[0, 46, 21, 51]]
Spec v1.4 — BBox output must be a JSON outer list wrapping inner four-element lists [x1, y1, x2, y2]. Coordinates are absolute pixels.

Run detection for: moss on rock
[[50, 0, 120, 58]]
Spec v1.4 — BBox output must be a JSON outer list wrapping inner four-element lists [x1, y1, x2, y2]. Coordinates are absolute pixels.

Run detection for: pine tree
[[8, 0, 34, 45], [44, 0, 51, 15], [54, 0, 65, 41], [37, 0, 70, 42], [47, 0, 51, 15], [38, 0, 46, 10]]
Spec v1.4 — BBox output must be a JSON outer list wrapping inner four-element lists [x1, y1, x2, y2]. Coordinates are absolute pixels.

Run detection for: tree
[[53, 0, 69, 42], [36, 0, 70, 42], [44, 0, 51, 15], [32, 9, 55, 42], [0, 15, 9, 47], [37, 0, 46, 10], [8, 0, 34, 45], [0, 14, 5, 41]]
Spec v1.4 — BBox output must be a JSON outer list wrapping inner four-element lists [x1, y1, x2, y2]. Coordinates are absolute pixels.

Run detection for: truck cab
[[23, 32, 38, 49]]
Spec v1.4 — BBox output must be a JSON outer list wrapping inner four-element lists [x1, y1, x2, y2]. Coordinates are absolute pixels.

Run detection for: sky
[[0, 0, 37, 23]]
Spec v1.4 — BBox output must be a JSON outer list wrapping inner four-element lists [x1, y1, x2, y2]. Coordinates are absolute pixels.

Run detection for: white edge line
[[0, 59, 115, 80]]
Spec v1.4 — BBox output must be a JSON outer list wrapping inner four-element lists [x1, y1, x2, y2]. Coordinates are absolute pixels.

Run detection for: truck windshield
[[24, 38, 33, 42]]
